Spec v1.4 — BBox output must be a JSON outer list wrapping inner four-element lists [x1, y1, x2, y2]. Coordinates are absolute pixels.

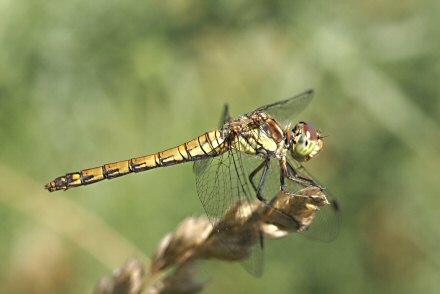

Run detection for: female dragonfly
[[45, 90, 336, 235]]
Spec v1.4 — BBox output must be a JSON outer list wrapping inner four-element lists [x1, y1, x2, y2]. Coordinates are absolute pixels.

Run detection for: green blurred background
[[0, 0, 439, 293]]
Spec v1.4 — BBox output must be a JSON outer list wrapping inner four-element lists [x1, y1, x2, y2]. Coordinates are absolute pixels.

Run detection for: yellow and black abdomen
[[45, 130, 227, 192]]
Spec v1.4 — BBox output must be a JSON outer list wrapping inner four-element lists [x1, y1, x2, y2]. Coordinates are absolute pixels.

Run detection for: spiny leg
[[278, 161, 311, 229], [249, 159, 271, 202], [285, 161, 324, 189]]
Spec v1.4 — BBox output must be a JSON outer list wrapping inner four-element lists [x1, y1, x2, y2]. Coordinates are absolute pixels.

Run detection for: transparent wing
[[193, 149, 250, 228], [192, 105, 236, 224], [302, 196, 340, 242], [252, 89, 314, 126], [193, 145, 265, 276], [239, 230, 265, 277], [233, 145, 265, 277]]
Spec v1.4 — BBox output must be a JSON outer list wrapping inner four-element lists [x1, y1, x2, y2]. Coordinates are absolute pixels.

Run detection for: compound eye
[[302, 123, 319, 140]]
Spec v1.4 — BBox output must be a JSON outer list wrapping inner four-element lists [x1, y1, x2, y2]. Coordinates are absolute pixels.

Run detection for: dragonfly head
[[290, 122, 323, 162]]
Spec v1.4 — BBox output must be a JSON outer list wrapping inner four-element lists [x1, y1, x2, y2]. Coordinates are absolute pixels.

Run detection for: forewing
[[252, 89, 314, 126]]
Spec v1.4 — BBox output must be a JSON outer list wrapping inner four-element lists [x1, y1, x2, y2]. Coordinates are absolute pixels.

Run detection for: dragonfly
[[45, 90, 338, 252]]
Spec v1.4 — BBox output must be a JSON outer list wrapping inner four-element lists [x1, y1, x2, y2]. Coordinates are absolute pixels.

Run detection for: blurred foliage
[[0, 0, 439, 293]]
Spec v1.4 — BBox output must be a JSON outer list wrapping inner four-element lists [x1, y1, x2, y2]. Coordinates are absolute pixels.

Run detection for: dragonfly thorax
[[290, 122, 323, 162]]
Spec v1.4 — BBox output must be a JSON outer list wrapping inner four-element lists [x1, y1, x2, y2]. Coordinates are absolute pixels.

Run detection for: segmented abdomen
[[45, 130, 227, 192]]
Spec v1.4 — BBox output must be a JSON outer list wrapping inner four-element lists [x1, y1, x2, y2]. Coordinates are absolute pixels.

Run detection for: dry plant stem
[[96, 259, 145, 294], [96, 187, 330, 294], [148, 262, 204, 294]]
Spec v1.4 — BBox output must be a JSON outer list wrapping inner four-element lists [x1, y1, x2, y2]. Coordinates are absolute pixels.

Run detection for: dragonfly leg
[[286, 161, 324, 189], [249, 159, 271, 202]]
